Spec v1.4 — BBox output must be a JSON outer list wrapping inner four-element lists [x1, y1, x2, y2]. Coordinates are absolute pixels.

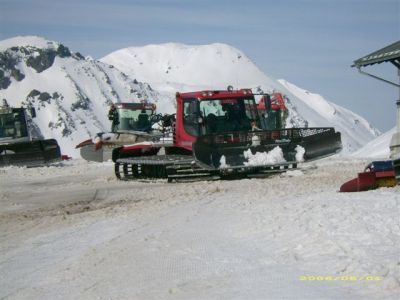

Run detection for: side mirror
[[30, 107, 36, 118]]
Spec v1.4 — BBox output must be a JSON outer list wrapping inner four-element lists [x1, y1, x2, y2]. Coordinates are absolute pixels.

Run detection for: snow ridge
[[352, 127, 395, 158], [0, 36, 59, 51], [278, 80, 380, 153], [0, 36, 163, 157], [0, 36, 381, 156], [102, 43, 380, 153]]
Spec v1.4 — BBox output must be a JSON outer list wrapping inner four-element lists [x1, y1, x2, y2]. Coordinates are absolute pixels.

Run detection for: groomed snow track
[[115, 155, 297, 182]]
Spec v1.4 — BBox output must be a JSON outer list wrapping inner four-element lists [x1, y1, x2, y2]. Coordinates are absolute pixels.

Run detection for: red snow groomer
[[113, 88, 342, 182], [76, 102, 162, 162], [340, 159, 400, 192]]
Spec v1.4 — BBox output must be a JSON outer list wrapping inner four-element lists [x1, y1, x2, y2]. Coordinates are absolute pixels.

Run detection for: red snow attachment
[[75, 138, 93, 149], [112, 142, 161, 162], [340, 160, 397, 192]]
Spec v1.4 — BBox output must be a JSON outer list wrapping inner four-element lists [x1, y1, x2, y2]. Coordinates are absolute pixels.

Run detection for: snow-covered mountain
[[1, 37, 380, 157], [277, 80, 381, 152], [101, 43, 273, 92], [102, 43, 380, 153], [0, 36, 162, 157]]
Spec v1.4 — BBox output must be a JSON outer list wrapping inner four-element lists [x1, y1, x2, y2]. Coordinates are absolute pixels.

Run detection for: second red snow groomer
[[114, 88, 342, 181]]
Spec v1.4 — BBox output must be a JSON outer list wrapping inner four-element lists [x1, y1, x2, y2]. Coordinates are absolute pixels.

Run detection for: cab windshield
[[183, 97, 260, 136], [0, 109, 28, 139], [113, 108, 154, 131]]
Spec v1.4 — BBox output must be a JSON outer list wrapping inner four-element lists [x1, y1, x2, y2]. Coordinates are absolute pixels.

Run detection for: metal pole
[[390, 69, 400, 159], [396, 99, 400, 133], [398, 67, 400, 134]]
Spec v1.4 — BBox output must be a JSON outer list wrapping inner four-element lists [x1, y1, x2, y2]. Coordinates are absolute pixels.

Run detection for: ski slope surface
[[0, 158, 398, 300]]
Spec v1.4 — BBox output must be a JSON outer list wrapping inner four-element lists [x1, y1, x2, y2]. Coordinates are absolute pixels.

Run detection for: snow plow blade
[[192, 127, 342, 169], [76, 132, 159, 162], [297, 128, 342, 160], [0, 139, 61, 167], [79, 144, 112, 162]]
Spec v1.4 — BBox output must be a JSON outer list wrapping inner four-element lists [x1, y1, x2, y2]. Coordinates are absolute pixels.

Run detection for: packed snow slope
[[0, 158, 399, 300], [0, 36, 163, 157], [352, 127, 396, 159], [102, 43, 380, 153]]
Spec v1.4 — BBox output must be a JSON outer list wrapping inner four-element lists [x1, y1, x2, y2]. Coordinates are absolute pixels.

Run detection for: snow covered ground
[[0, 158, 399, 300]]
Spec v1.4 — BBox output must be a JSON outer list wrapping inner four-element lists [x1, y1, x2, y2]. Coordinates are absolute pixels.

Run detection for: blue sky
[[1, 0, 399, 131]]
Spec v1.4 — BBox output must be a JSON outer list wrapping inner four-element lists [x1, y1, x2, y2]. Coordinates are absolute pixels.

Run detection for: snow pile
[[244, 146, 286, 166], [219, 155, 229, 168], [295, 145, 305, 162], [243, 145, 305, 166], [352, 127, 395, 159], [250, 134, 261, 147]]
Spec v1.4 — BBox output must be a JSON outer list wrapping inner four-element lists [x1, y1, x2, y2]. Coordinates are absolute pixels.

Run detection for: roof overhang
[[352, 41, 400, 88], [352, 40, 400, 69]]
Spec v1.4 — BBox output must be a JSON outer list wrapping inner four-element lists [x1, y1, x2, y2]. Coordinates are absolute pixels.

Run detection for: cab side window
[[183, 99, 199, 136]]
